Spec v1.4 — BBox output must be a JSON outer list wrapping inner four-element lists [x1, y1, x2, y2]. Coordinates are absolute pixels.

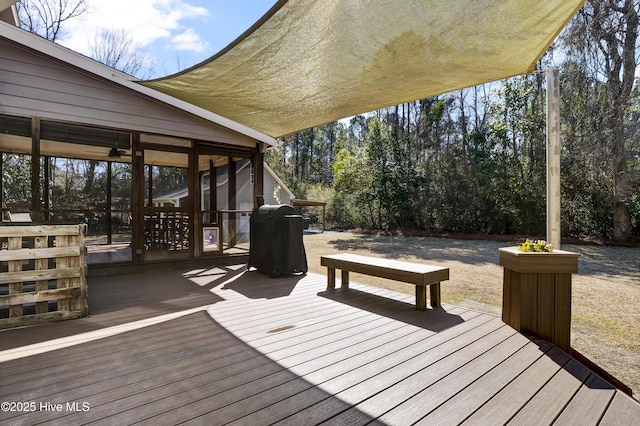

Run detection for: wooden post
[[546, 68, 561, 249], [253, 148, 264, 207], [228, 157, 237, 248], [106, 162, 113, 245], [34, 235, 49, 314], [56, 234, 71, 312], [131, 132, 143, 263], [31, 117, 41, 222], [191, 143, 201, 257], [43, 156, 50, 222], [210, 160, 218, 214], [77, 224, 88, 317], [0, 152, 3, 211], [8, 236, 23, 318]]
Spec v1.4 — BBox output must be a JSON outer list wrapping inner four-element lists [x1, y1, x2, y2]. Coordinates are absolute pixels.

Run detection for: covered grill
[[248, 204, 308, 277]]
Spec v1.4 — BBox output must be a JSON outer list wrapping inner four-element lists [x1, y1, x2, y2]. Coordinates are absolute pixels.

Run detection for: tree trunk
[[613, 142, 632, 241], [586, 0, 637, 241], [610, 0, 637, 241]]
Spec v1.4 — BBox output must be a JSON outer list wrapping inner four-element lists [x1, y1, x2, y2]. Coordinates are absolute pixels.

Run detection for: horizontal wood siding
[[0, 39, 256, 147]]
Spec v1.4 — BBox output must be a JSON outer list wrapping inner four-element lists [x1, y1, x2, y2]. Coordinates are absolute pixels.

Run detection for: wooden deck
[[1, 261, 639, 424]]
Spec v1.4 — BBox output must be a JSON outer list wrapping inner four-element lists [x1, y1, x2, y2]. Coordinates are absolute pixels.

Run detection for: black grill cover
[[248, 204, 308, 277]]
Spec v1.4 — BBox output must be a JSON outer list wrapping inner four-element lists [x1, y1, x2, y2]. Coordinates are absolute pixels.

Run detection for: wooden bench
[[320, 253, 449, 311]]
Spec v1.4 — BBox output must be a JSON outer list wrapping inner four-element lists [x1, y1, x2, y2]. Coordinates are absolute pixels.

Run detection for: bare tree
[[18, 0, 153, 78], [17, 0, 87, 42], [88, 28, 152, 78]]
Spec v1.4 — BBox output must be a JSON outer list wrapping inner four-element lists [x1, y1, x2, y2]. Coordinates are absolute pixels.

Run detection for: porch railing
[[0, 224, 88, 329], [143, 208, 189, 251]]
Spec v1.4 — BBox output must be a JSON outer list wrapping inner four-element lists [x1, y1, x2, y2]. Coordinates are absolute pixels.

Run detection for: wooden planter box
[[499, 246, 580, 352]]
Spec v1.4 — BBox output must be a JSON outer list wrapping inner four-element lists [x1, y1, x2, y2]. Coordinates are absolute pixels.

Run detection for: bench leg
[[416, 286, 427, 311], [327, 267, 336, 290], [430, 283, 441, 308], [416, 283, 441, 310], [341, 270, 349, 288]]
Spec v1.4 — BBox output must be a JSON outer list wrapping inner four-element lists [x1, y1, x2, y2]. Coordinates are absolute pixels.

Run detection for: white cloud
[[59, 0, 209, 54], [170, 27, 209, 52]]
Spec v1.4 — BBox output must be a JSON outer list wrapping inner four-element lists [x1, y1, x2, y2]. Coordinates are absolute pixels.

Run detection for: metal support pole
[[546, 68, 561, 249]]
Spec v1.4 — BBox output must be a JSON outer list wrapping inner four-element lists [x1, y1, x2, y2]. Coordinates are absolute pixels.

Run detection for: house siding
[[263, 173, 292, 205], [0, 39, 256, 148]]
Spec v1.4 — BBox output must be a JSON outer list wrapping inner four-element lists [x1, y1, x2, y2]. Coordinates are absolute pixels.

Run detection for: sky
[[58, 0, 278, 79]]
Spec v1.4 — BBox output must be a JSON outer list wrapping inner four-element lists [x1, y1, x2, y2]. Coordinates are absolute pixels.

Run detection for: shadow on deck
[[1, 262, 639, 424]]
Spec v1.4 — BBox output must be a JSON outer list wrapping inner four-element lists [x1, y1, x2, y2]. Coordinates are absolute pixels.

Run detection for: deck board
[[553, 373, 616, 425], [1, 262, 639, 424], [461, 345, 571, 425], [507, 358, 594, 425], [370, 328, 524, 425], [600, 392, 640, 425], [417, 339, 554, 425], [340, 326, 515, 424]]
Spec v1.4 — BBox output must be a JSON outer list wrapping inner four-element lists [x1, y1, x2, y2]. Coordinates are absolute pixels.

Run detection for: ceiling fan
[[108, 147, 131, 158], [83, 145, 132, 160]]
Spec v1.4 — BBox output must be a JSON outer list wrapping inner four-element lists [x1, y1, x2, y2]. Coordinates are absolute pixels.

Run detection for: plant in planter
[[518, 239, 553, 253]]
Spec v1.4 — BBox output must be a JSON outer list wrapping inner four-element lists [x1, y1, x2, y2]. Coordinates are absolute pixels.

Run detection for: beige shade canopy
[[141, 0, 585, 138]]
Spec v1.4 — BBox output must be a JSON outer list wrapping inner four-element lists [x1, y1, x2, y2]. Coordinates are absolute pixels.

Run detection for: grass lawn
[[303, 231, 640, 399]]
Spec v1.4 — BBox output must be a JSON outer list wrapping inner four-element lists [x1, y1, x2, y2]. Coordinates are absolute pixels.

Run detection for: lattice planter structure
[[0, 224, 88, 329], [499, 246, 580, 352]]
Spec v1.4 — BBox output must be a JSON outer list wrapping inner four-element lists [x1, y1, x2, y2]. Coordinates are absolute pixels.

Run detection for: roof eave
[[0, 20, 278, 147]]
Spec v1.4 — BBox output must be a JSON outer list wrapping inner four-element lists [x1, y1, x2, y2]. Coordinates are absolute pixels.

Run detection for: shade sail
[[141, 0, 585, 138]]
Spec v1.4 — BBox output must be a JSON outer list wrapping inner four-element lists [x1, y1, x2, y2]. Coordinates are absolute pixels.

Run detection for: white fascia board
[[0, 20, 278, 147]]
